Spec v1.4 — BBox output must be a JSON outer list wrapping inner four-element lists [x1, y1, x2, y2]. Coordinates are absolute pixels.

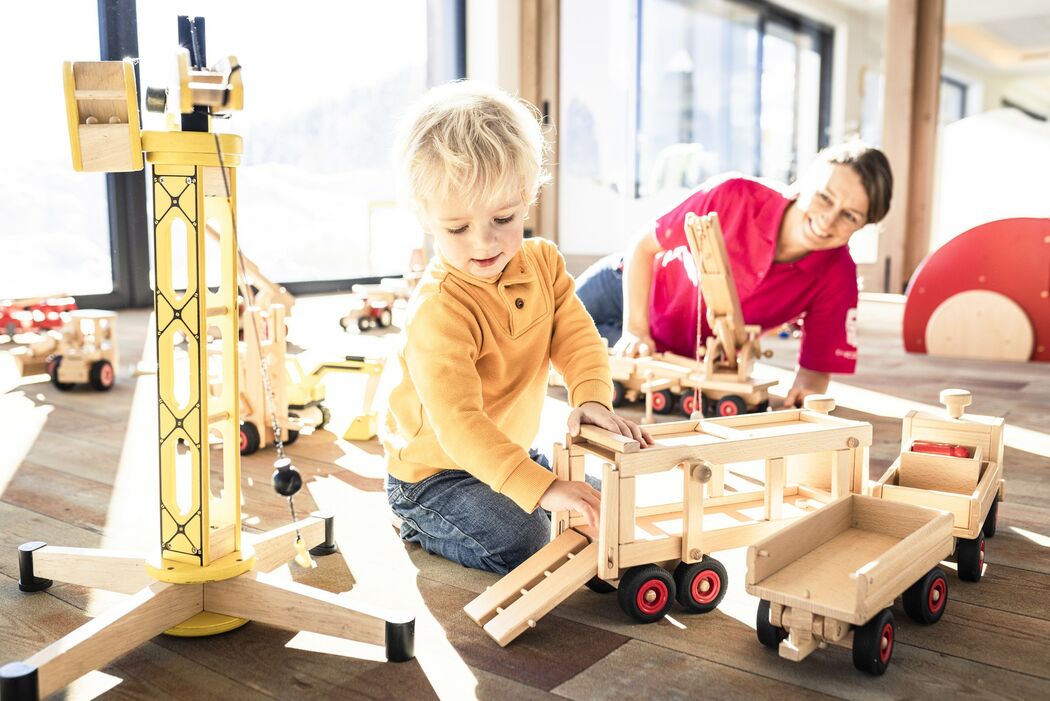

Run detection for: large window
[[3, 3, 111, 299], [939, 76, 968, 125], [638, 0, 830, 195], [559, 0, 832, 256], [138, 2, 433, 287], [5, 2, 462, 305]]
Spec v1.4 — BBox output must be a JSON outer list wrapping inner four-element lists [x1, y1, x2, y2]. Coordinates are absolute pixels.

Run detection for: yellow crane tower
[[1, 16, 412, 701]]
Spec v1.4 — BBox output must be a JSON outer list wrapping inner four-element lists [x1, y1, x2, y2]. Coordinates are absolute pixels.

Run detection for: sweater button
[[515, 298, 524, 309]]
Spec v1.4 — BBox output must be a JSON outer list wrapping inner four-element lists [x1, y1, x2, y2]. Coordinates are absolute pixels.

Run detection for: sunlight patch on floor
[[308, 475, 480, 700], [756, 362, 1050, 459], [0, 391, 50, 497], [1010, 525, 1050, 548]]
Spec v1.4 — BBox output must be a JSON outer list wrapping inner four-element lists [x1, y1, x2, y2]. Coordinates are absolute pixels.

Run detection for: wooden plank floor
[[1, 294, 1048, 700]]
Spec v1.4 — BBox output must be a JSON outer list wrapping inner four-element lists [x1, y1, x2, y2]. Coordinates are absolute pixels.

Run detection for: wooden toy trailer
[[746, 494, 955, 676], [608, 351, 697, 417], [465, 396, 871, 646], [870, 389, 1005, 582]]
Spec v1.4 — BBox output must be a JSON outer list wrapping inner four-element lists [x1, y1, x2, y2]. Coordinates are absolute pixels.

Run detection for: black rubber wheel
[[318, 405, 332, 429], [357, 316, 371, 332], [89, 359, 115, 391], [650, 388, 676, 415], [852, 608, 895, 676], [983, 498, 999, 538], [756, 599, 787, 650], [753, 399, 770, 413], [673, 556, 727, 613], [239, 421, 261, 456], [283, 413, 299, 446], [48, 356, 74, 391], [611, 380, 626, 408], [956, 532, 985, 582], [903, 567, 949, 624], [379, 309, 393, 327], [585, 576, 616, 594], [617, 565, 675, 623], [715, 395, 748, 417], [701, 395, 715, 417], [678, 391, 700, 417]]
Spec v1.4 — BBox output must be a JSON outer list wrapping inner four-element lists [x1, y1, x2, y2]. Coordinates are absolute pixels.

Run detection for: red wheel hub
[[636, 579, 669, 615], [100, 364, 114, 386], [718, 400, 739, 416], [240, 430, 248, 451], [879, 623, 894, 664], [928, 577, 946, 613], [682, 394, 696, 415], [652, 392, 666, 411], [691, 569, 721, 605]]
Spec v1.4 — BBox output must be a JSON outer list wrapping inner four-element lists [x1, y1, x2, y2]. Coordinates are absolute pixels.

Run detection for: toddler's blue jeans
[[386, 450, 599, 574]]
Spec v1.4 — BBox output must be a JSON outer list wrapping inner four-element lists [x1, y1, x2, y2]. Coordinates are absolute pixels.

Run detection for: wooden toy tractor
[[339, 291, 394, 332], [45, 310, 119, 391]]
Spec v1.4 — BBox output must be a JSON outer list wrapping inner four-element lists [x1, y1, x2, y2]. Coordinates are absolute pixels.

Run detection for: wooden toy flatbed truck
[[465, 396, 871, 646], [746, 494, 955, 675], [870, 389, 1005, 582]]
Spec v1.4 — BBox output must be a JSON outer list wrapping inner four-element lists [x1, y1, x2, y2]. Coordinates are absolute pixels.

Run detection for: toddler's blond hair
[[395, 80, 549, 212]]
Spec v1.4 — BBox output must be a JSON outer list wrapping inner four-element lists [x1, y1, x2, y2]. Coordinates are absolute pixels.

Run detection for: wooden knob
[[940, 388, 972, 418], [803, 395, 836, 414], [678, 459, 712, 483]]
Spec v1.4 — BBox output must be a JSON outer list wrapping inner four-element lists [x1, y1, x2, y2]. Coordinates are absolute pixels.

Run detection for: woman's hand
[[781, 368, 831, 408], [567, 401, 653, 447], [612, 329, 657, 358], [539, 479, 601, 527]]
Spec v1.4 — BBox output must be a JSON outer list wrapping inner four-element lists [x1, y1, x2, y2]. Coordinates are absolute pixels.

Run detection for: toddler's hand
[[539, 479, 601, 528], [568, 401, 653, 447]]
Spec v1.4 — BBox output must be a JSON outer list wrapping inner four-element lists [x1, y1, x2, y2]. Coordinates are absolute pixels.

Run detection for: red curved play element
[[903, 218, 1050, 362]]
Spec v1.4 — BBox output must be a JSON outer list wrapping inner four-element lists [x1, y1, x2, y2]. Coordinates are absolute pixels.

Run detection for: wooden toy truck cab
[[465, 396, 872, 646], [870, 389, 1006, 582]]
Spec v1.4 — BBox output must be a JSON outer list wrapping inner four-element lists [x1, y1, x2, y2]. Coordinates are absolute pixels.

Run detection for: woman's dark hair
[[815, 141, 893, 224]]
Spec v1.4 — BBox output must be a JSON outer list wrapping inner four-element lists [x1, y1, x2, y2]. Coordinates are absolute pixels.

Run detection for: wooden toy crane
[[0, 17, 412, 701], [682, 212, 776, 417], [578, 214, 780, 421]]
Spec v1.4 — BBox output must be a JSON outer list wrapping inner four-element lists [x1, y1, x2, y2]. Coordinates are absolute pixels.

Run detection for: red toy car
[[0, 297, 77, 336]]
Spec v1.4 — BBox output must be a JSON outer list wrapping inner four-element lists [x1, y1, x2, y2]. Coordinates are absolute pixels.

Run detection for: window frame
[[940, 74, 968, 124]]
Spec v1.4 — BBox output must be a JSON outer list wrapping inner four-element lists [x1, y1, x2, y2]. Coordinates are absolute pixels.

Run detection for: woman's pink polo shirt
[[649, 175, 859, 374]]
